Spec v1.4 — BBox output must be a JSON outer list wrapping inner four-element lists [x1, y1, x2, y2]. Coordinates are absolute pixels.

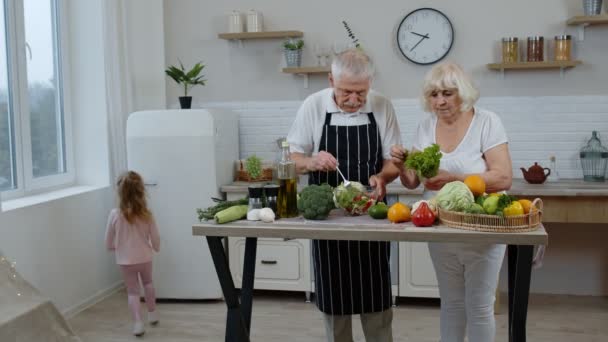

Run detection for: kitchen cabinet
[[225, 191, 312, 301]]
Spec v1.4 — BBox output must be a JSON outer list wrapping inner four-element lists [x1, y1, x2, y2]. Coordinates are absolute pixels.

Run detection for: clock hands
[[410, 33, 429, 52], [410, 31, 430, 39]]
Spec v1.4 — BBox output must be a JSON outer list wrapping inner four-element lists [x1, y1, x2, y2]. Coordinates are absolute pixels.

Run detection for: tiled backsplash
[[206, 96, 608, 179]]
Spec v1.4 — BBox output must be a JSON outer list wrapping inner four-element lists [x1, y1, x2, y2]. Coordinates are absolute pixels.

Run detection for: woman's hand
[[307, 151, 337, 172], [389, 145, 408, 171], [424, 170, 457, 191]]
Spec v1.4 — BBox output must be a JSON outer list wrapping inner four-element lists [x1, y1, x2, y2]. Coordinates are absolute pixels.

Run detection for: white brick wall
[[205, 96, 608, 179]]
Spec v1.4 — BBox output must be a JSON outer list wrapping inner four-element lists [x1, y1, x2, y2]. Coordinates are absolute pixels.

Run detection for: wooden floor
[[69, 290, 608, 341]]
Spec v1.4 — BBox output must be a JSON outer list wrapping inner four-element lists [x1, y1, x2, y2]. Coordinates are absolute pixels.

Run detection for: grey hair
[[421, 62, 480, 113], [331, 48, 374, 82]]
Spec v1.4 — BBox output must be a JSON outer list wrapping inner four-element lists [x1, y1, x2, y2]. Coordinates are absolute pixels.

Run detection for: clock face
[[396, 8, 454, 65]]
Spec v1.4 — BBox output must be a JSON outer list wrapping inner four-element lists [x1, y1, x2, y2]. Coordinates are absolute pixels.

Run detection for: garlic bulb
[[258, 208, 275, 223]]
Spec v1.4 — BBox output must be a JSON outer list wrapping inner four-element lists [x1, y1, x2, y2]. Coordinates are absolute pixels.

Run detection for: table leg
[[507, 245, 534, 342], [206, 236, 250, 342], [241, 237, 257, 333]]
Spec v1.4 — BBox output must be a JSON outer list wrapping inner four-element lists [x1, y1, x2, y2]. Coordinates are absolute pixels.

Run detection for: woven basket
[[234, 160, 274, 182], [438, 198, 543, 233]]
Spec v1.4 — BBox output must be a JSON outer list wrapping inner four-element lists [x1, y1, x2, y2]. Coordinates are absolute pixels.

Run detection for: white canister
[[228, 11, 243, 33], [246, 10, 263, 32]]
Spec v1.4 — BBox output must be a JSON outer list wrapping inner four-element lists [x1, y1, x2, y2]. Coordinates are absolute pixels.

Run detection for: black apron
[[309, 111, 392, 315]]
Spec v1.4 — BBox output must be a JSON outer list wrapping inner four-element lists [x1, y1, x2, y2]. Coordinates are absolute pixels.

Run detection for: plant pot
[[284, 49, 302, 67], [179, 96, 192, 109]]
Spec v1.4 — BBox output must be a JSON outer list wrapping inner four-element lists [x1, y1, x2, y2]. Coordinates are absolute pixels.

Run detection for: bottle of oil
[[277, 141, 298, 218]]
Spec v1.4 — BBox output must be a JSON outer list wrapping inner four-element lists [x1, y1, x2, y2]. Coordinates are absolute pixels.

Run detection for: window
[[0, 0, 72, 198]]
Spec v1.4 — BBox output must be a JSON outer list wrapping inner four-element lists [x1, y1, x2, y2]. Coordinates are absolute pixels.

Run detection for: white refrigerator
[[126, 109, 238, 299]]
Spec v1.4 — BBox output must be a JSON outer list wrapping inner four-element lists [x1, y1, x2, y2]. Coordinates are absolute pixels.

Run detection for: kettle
[[521, 162, 551, 184]]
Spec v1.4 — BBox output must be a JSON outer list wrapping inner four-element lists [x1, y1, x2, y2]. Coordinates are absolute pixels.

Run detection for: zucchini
[[214, 205, 248, 224]]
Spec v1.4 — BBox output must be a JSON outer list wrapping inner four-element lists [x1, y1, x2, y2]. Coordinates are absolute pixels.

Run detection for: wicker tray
[[438, 198, 543, 233], [234, 160, 274, 182]]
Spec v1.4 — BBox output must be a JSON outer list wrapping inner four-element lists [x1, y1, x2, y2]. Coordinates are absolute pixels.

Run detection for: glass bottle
[[547, 155, 560, 182], [501, 37, 519, 63], [277, 141, 298, 218], [580, 131, 608, 182]]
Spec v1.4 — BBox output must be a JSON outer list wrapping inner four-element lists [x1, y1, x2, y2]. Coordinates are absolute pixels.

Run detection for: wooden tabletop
[[221, 179, 608, 197], [193, 210, 547, 246]]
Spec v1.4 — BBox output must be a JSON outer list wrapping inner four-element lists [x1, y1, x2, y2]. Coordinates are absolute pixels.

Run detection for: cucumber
[[214, 205, 249, 224]]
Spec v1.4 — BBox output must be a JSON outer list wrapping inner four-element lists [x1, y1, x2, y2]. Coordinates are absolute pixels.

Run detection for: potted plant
[[283, 39, 304, 67], [165, 61, 206, 109]]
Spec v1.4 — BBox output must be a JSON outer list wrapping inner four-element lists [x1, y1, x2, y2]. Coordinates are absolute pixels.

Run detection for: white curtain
[[102, 0, 134, 182]]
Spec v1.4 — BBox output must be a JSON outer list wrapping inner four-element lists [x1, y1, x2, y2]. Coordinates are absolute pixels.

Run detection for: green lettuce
[[405, 144, 442, 179]]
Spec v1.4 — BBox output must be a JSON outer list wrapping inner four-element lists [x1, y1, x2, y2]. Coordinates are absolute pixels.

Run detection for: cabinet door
[[399, 242, 439, 298], [228, 237, 311, 292]]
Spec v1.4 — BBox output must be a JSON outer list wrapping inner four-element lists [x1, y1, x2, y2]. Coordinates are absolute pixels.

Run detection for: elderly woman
[[391, 62, 512, 342]]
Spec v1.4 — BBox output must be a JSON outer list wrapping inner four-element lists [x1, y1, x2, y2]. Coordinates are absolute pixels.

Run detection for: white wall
[[163, 0, 608, 104]]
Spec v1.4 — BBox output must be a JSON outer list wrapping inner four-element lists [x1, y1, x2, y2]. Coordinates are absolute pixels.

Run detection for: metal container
[[246, 9, 263, 32], [583, 0, 603, 15], [228, 11, 243, 33], [579, 131, 608, 182]]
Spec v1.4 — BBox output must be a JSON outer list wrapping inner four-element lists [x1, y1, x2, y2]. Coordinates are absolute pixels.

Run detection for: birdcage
[[579, 131, 608, 182]]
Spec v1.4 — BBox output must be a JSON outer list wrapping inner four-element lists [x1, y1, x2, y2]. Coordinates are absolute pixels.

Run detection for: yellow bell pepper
[[503, 201, 524, 217]]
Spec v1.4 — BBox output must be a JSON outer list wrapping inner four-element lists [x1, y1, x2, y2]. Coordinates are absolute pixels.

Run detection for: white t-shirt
[[413, 107, 508, 196], [287, 88, 401, 159]]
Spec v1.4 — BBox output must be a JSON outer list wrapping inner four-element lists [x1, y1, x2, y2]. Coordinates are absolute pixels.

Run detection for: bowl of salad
[[333, 181, 378, 216]]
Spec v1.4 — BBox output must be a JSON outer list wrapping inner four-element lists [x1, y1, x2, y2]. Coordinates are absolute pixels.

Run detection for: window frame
[[1, 0, 74, 200]]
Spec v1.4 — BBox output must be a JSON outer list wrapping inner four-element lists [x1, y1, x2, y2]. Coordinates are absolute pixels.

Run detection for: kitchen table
[[193, 211, 548, 342]]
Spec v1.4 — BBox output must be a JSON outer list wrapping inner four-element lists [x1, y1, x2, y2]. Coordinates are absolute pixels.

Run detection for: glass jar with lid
[[527, 36, 544, 62], [502, 37, 519, 63], [579, 131, 608, 182], [554, 35, 572, 61]]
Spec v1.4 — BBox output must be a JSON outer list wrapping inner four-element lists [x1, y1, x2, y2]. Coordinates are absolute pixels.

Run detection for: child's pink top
[[105, 208, 160, 265]]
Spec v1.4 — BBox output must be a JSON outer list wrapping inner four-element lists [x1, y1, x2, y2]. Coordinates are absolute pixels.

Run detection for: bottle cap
[[248, 185, 263, 198], [263, 184, 279, 197]]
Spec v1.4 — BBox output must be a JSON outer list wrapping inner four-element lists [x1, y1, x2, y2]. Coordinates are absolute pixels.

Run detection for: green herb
[[245, 155, 262, 179], [283, 39, 304, 50], [196, 197, 249, 221], [405, 144, 442, 179], [496, 194, 518, 215]]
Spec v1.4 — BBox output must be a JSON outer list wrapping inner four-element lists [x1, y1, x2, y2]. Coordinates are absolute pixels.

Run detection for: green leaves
[[405, 144, 442, 179], [245, 155, 262, 179], [164, 61, 207, 96], [283, 39, 304, 50]]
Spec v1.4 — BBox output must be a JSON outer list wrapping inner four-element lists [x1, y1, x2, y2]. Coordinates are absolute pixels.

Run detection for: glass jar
[[277, 141, 298, 218], [554, 35, 572, 61], [580, 131, 608, 182], [501, 37, 519, 63], [527, 36, 544, 62]]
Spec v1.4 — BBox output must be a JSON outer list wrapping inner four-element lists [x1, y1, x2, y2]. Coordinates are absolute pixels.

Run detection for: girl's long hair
[[116, 171, 152, 224]]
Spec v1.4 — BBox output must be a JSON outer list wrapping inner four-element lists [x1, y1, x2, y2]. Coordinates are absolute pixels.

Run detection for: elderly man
[[286, 49, 401, 342]]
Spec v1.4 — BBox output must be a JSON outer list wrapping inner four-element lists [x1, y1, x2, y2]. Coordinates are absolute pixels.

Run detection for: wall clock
[[396, 8, 454, 65]]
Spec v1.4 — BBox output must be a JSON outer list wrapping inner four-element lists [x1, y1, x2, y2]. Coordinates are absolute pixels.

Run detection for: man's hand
[[307, 151, 338, 172], [369, 174, 387, 201], [389, 145, 408, 171], [424, 169, 457, 191]]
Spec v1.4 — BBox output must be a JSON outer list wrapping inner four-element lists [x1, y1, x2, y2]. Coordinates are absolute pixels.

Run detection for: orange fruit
[[518, 199, 536, 214], [464, 175, 486, 197], [387, 202, 411, 223]]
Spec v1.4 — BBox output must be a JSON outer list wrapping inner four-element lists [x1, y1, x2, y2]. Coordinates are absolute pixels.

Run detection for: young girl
[[106, 171, 161, 336]]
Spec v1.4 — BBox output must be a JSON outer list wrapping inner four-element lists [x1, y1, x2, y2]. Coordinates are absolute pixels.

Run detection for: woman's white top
[[413, 107, 508, 198]]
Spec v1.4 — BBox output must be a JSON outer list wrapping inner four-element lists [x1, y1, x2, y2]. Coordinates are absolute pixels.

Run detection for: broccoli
[[297, 184, 335, 220]]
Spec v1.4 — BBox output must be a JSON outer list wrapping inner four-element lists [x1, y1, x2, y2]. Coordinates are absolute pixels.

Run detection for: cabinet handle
[[260, 260, 277, 265]]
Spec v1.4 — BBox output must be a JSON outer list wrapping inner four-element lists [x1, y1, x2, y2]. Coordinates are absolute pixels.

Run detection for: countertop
[[221, 179, 608, 197]]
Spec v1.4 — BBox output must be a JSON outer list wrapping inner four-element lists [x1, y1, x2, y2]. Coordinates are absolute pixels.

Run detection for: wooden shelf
[[282, 66, 331, 74], [282, 66, 330, 88], [218, 31, 303, 40], [566, 15, 608, 40], [566, 15, 608, 26], [487, 61, 582, 70]]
